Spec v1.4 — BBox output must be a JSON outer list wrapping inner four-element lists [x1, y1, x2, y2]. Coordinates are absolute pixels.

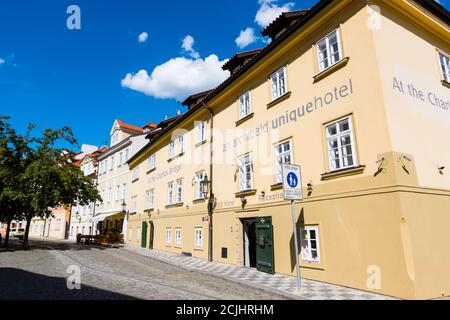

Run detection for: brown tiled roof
[[222, 48, 263, 74], [116, 119, 144, 133], [182, 90, 214, 108], [261, 10, 309, 40], [143, 122, 158, 129]]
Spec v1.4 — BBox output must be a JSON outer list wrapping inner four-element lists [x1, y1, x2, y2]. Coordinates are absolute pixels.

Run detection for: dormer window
[[111, 131, 120, 146]]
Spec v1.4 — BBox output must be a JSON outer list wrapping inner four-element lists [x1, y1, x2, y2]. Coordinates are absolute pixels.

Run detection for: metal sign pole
[[291, 199, 302, 289]]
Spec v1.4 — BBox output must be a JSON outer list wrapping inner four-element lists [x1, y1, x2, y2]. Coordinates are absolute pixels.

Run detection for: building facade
[[94, 120, 155, 238], [127, 0, 449, 299]]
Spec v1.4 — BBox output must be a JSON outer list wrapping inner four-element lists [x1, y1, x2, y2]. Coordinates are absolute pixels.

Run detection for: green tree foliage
[[0, 115, 101, 249]]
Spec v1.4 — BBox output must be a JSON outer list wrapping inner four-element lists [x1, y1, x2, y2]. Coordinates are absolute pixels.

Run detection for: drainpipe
[[203, 102, 214, 262]]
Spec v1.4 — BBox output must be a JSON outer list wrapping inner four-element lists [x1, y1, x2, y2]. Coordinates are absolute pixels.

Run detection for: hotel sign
[[282, 164, 303, 201]]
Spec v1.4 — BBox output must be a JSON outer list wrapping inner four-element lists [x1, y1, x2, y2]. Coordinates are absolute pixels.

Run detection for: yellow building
[[127, 0, 450, 300]]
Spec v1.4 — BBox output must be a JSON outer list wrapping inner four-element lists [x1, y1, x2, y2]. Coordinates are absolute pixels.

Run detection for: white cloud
[[255, 0, 295, 28], [235, 28, 259, 49], [121, 55, 229, 101], [0, 58, 4, 65], [182, 35, 200, 59], [138, 32, 149, 43]]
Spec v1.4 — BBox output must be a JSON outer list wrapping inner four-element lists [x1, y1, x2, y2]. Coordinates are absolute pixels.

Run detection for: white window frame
[[194, 228, 203, 248], [176, 179, 183, 204], [301, 225, 321, 264], [165, 228, 172, 244], [237, 153, 253, 192], [130, 196, 137, 213], [167, 181, 174, 206], [145, 189, 154, 210], [148, 154, 156, 171], [275, 140, 293, 184], [178, 135, 184, 155], [175, 228, 182, 246], [195, 171, 205, 200], [118, 152, 123, 167], [121, 183, 127, 200], [132, 167, 140, 180], [124, 149, 129, 163], [325, 117, 358, 172], [270, 66, 287, 101], [196, 121, 206, 144], [115, 185, 121, 201], [239, 91, 252, 119], [316, 29, 343, 73], [169, 141, 175, 159], [438, 51, 450, 82]]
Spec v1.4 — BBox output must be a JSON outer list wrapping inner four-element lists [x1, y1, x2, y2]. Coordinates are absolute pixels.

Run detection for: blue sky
[[0, 0, 448, 148]]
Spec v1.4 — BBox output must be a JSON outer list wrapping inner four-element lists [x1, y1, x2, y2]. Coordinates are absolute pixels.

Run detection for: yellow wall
[[126, 0, 450, 299]]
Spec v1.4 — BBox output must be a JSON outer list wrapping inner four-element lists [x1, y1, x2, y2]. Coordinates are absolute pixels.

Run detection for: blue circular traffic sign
[[287, 172, 298, 188]]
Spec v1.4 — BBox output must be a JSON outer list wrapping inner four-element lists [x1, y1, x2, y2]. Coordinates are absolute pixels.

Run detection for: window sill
[[235, 189, 257, 198], [195, 140, 207, 148], [193, 198, 206, 204], [132, 178, 139, 183], [146, 168, 156, 175], [267, 91, 291, 109], [321, 165, 365, 181], [270, 183, 283, 191], [193, 248, 204, 252], [313, 57, 349, 83], [129, 211, 137, 216], [235, 113, 254, 127], [165, 203, 184, 209], [144, 208, 154, 213], [441, 80, 450, 89], [300, 262, 325, 271]]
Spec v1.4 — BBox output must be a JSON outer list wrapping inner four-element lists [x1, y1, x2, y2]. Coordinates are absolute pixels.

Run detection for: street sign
[[282, 164, 303, 201]]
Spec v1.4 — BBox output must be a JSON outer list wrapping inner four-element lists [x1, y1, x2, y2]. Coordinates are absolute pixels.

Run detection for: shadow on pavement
[[0, 268, 139, 300], [0, 239, 113, 253]]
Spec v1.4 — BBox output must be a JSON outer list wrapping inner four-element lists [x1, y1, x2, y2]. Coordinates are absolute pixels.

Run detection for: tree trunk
[[22, 214, 33, 250], [3, 218, 12, 249]]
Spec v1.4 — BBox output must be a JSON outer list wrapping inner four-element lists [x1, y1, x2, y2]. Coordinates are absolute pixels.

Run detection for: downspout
[[203, 101, 215, 262], [92, 161, 99, 235]]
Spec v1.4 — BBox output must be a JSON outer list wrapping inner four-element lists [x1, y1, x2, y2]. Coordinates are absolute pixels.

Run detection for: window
[[124, 149, 129, 163], [108, 187, 112, 202], [111, 156, 115, 170], [195, 171, 205, 200], [238, 153, 253, 192], [121, 183, 127, 200], [301, 226, 321, 263], [275, 140, 293, 183], [118, 152, 123, 167], [271, 67, 287, 100], [130, 196, 137, 213], [145, 189, 154, 210], [326, 117, 357, 172], [137, 227, 141, 242], [148, 154, 156, 171], [195, 228, 203, 247], [165, 228, 172, 244], [438, 51, 450, 82], [176, 179, 183, 204], [197, 121, 206, 144], [132, 167, 140, 181], [169, 141, 175, 159], [316, 29, 343, 72], [128, 228, 133, 241], [239, 91, 251, 119], [167, 181, 174, 205], [175, 228, 182, 246], [116, 185, 121, 201], [178, 135, 184, 155]]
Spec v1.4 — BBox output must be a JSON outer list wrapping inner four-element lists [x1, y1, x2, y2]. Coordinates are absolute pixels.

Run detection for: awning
[[93, 211, 124, 222]]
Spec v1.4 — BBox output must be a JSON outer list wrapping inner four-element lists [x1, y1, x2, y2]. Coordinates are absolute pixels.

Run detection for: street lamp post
[[201, 175, 215, 262]]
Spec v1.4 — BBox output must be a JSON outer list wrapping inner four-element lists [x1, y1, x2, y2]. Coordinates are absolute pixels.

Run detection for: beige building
[[127, 0, 449, 300], [94, 120, 156, 238]]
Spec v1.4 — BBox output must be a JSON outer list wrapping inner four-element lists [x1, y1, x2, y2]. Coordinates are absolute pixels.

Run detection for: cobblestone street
[[0, 239, 285, 300]]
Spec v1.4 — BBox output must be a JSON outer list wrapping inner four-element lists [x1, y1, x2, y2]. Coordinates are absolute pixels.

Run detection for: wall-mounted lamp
[[240, 195, 247, 209], [307, 183, 313, 196], [261, 190, 266, 197], [438, 166, 445, 175]]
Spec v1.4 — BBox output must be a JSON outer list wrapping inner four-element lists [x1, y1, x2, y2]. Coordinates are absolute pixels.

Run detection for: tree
[[0, 114, 101, 249], [0, 116, 31, 248], [20, 126, 101, 249]]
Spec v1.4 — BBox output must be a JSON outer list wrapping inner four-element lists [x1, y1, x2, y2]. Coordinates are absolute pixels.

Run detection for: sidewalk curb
[[121, 246, 304, 300]]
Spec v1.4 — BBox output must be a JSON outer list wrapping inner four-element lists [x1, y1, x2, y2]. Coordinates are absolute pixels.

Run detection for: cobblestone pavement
[[125, 246, 397, 300], [0, 239, 285, 300]]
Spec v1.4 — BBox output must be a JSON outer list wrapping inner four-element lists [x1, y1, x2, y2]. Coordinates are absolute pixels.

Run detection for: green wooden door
[[141, 222, 147, 248], [149, 222, 154, 249], [256, 217, 275, 275]]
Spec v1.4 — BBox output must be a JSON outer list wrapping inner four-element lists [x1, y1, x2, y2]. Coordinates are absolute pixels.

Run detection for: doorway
[[242, 217, 275, 274], [243, 219, 257, 268]]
